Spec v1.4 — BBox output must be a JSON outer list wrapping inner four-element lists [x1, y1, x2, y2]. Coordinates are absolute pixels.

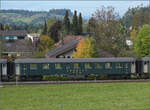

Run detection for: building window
[[85, 63, 92, 69], [55, 64, 62, 69], [74, 63, 80, 69], [17, 53, 21, 57], [116, 63, 122, 68], [30, 64, 37, 70], [42, 64, 50, 70], [95, 63, 102, 69], [105, 63, 112, 69], [8, 54, 11, 57], [67, 56, 71, 58]]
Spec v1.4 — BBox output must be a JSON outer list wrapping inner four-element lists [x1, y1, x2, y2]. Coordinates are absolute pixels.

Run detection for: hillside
[[0, 9, 73, 26]]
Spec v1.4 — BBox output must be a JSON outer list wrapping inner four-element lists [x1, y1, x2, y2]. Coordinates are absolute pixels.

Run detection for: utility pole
[[0, 70, 3, 87], [0, 35, 1, 58]]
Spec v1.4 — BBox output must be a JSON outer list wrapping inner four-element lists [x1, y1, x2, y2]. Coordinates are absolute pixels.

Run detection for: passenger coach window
[[116, 63, 122, 68], [66, 63, 70, 69], [55, 64, 62, 69], [42, 64, 50, 70], [144, 61, 148, 65], [23, 64, 27, 70], [95, 63, 102, 69], [85, 63, 92, 69], [30, 64, 37, 70], [74, 63, 80, 69], [105, 63, 112, 69], [125, 63, 128, 68]]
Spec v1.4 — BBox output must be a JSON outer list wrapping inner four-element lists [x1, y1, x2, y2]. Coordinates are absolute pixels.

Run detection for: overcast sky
[[1, 1, 149, 18]]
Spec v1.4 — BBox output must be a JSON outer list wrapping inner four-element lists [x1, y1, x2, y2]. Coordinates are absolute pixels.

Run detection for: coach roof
[[0, 59, 7, 63], [141, 57, 150, 61], [15, 57, 136, 63]]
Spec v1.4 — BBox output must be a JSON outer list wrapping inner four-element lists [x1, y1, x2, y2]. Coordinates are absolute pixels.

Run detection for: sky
[[1, 1, 149, 18]]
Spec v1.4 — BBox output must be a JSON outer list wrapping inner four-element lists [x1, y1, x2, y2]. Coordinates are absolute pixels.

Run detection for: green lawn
[[0, 82, 149, 110]]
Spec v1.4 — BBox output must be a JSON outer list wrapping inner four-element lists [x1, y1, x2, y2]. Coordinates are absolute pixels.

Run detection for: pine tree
[[87, 17, 97, 32], [72, 10, 78, 35], [64, 10, 70, 34], [0, 22, 4, 30], [42, 20, 47, 35], [78, 12, 83, 35], [4, 24, 11, 30]]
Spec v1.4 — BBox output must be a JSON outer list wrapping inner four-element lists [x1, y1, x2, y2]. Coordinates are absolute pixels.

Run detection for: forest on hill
[[0, 9, 73, 31]]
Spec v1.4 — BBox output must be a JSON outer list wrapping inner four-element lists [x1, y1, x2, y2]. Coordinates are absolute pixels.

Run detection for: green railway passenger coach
[[14, 58, 136, 77], [0, 59, 7, 78]]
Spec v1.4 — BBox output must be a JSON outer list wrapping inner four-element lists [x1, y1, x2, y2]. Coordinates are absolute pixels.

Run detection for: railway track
[[0, 79, 150, 86]]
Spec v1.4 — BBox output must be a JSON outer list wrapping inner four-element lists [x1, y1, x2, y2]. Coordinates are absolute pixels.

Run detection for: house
[[46, 36, 84, 58], [0, 40, 34, 58], [27, 33, 40, 43], [46, 39, 80, 58], [0, 30, 27, 40], [125, 37, 133, 46]]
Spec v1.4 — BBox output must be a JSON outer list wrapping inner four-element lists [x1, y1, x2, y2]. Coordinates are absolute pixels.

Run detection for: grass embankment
[[0, 82, 149, 110]]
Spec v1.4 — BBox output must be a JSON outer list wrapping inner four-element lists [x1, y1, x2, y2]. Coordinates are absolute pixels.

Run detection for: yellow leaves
[[130, 29, 137, 41], [38, 35, 55, 53], [73, 36, 99, 58]]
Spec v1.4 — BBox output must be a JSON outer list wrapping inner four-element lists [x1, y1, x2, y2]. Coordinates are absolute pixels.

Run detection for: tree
[[92, 6, 127, 57], [63, 10, 70, 34], [122, 6, 150, 28], [4, 24, 11, 30], [35, 35, 55, 57], [48, 21, 62, 42], [73, 36, 99, 58], [72, 10, 78, 35], [0, 23, 4, 30], [42, 20, 47, 35], [134, 24, 150, 57], [47, 18, 57, 31], [87, 17, 97, 32], [78, 12, 83, 35], [0, 35, 5, 58], [131, 13, 144, 30], [130, 29, 138, 41]]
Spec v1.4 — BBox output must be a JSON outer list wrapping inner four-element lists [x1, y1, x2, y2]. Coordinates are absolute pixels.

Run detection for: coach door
[[131, 62, 135, 73], [0, 64, 2, 78], [144, 61, 148, 73], [2, 63, 7, 76]]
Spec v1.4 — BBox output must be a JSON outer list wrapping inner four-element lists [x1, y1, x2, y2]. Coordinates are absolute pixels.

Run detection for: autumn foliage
[[73, 36, 99, 58]]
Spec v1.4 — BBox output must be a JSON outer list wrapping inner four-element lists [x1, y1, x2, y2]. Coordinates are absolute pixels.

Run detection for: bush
[[85, 74, 97, 80], [42, 75, 69, 81], [97, 74, 108, 80]]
